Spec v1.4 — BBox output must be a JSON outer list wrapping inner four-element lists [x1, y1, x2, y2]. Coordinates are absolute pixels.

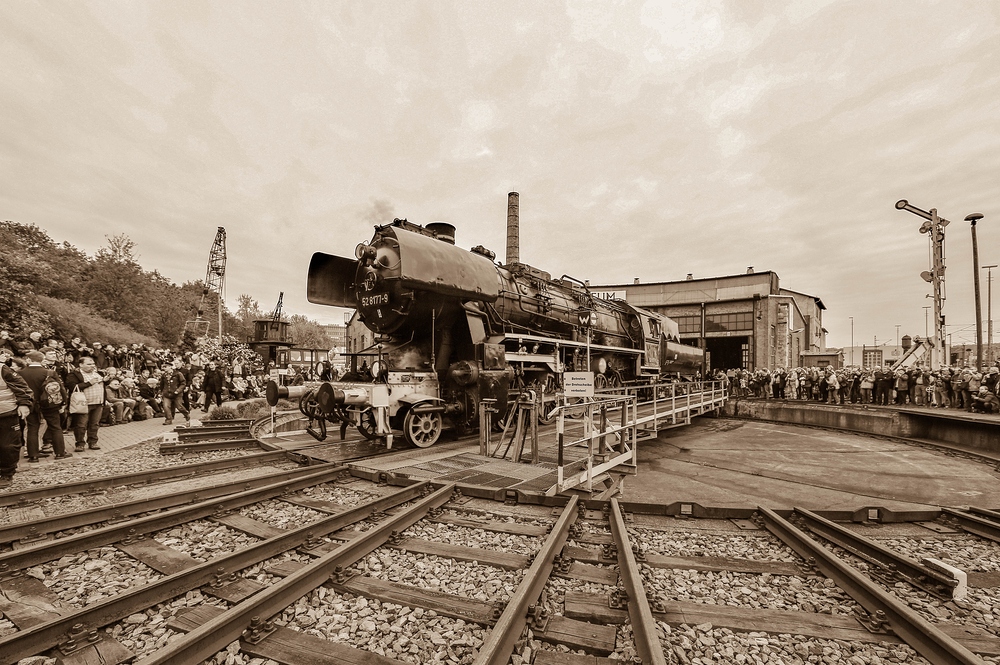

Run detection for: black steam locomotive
[[292, 218, 701, 448]]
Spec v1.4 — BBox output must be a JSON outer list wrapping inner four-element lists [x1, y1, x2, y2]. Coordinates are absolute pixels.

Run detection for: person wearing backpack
[[17, 350, 71, 462]]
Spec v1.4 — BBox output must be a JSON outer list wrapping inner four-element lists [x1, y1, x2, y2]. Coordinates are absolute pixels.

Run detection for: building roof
[[778, 287, 826, 311], [595, 270, 778, 289]]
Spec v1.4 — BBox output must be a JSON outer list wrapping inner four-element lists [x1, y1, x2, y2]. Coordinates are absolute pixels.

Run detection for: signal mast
[[895, 200, 947, 369]]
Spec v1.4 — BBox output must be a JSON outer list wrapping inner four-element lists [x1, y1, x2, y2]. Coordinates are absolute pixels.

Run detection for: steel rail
[[200, 418, 256, 426], [133, 482, 455, 665], [967, 506, 1000, 523], [176, 425, 251, 439], [759, 507, 984, 665], [609, 497, 667, 665], [474, 495, 578, 665], [0, 464, 348, 574], [0, 482, 429, 665], [941, 507, 1000, 543], [0, 463, 341, 545], [0, 450, 297, 508], [159, 437, 261, 453], [794, 508, 957, 598]]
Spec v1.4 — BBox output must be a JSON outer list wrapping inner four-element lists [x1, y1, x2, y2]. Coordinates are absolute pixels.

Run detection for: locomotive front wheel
[[403, 410, 443, 448], [594, 374, 609, 390], [355, 408, 379, 440]]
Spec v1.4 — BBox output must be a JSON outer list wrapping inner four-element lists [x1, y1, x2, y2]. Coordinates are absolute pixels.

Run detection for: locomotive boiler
[[283, 218, 701, 448]]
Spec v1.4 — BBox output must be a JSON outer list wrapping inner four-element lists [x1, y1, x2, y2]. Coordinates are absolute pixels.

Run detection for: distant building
[[320, 323, 347, 349], [591, 271, 825, 372]]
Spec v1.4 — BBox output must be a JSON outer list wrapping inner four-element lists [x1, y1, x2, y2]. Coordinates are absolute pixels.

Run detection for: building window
[[863, 350, 882, 369], [741, 342, 749, 368], [705, 312, 753, 333], [672, 315, 701, 334]]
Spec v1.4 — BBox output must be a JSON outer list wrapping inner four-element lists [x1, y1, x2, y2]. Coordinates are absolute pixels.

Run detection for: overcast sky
[[2, 1, 998, 350]]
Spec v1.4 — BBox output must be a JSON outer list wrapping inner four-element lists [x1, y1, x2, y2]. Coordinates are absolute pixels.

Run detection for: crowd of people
[[0, 330, 272, 489], [714, 364, 1000, 413]]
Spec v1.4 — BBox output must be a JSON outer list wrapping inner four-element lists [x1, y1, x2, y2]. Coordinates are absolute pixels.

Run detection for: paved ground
[[628, 418, 1000, 511], [24, 405, 215, 462]]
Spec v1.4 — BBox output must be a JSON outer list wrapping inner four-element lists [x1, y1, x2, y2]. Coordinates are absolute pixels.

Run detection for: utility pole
[[966, 213, 984, 369], [896, 200, 949, 370], [849, 317, 854, 366], [895, 324, 900, 349], [923, 306, 931, 339], [985, 264, 997, 366]]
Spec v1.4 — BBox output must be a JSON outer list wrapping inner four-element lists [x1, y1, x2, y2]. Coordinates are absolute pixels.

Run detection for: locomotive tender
[[287, 218, 702, 448]]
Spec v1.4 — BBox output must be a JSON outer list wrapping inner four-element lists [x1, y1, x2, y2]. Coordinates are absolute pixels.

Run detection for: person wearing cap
[[0, 348, 33, 488], [138, 377, 163, 418], [985, 367, 1000, 394], [17, 350, 70, 461], [159, 359, 190, 426], [970, 386, 1000, 414]]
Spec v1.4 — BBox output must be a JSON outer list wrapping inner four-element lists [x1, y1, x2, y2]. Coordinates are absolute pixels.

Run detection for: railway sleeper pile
[[0, 474, 999, 665]]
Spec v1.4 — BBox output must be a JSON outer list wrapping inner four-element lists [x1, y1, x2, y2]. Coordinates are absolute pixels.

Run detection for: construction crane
[[270, 292, 284, 334], [185, 227, 227, 341]]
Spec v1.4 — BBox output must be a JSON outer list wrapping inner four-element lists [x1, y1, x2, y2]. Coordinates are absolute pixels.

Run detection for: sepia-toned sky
[[2, 1, 998, 349]]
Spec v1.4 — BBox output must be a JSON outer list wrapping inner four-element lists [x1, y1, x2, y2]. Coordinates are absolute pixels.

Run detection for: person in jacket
[[18, 350, 70, 461], [104, 378, 135, 424], [139, 377, 163, 418], [65, 356, 106, 451], [0, 348, 33, 488], [971, 386, 1000, 414], [201, 361, 225, 409], [159, 360, 190, 426]]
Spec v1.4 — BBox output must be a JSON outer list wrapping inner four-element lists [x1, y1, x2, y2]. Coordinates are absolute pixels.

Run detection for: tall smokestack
[[506, 191, 519, 265]]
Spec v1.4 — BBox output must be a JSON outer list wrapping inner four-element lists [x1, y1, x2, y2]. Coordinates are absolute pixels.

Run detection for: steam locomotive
[[276, 218, 702, 448]]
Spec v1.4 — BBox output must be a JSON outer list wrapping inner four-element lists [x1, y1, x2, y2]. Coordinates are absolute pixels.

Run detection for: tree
[[229, 293, 261, 343], [86, 234, 154, 335], [288, 314, 331, 349]]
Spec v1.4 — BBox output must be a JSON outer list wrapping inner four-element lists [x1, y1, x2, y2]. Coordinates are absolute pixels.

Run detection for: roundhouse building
[[591, 270, 826, 372]]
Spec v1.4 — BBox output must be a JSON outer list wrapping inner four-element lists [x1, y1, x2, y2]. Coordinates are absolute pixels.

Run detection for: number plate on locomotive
[[361, 293, 389, 307]]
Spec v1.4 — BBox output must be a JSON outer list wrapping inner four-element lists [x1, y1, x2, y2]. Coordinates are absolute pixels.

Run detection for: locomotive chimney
[[506, 191, 519, 265], [426, 222, 456, 245]]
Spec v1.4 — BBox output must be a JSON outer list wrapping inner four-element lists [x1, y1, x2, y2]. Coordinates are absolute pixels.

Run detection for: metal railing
[[552, 379, 728, 493]]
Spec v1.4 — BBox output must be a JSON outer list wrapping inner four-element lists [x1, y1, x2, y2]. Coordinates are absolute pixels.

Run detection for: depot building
[[591, 270, 827, 372]]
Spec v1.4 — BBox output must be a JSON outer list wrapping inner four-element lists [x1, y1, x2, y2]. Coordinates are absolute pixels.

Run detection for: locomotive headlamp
[[370, 360, 382, 378], [356, 243, 377, 265]]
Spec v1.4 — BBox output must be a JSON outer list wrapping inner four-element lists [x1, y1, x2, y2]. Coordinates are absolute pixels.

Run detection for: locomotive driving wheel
[[403, 410, 443, 448], [594, 374, 609, 390]]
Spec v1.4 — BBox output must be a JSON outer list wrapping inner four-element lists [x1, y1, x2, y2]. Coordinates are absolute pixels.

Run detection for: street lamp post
[[966, 213, 985, 369], [849, 317, 854, 366], [985, 264, 997, 366]]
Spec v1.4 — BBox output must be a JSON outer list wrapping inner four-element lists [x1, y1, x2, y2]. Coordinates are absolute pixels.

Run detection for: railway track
[[2, 472, 999, 665]]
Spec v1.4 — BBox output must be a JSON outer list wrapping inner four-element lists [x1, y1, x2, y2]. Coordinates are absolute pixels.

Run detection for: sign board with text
[[564, 372, 595, 397]]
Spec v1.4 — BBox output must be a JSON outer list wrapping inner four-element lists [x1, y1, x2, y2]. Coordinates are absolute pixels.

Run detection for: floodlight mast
[[896, 200, 947, 369]]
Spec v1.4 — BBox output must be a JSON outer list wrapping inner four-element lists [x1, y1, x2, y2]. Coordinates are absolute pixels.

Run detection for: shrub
[[207, 405, 240, 420], [236, 399, 269, 420], [37, 295, 159, 347]]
